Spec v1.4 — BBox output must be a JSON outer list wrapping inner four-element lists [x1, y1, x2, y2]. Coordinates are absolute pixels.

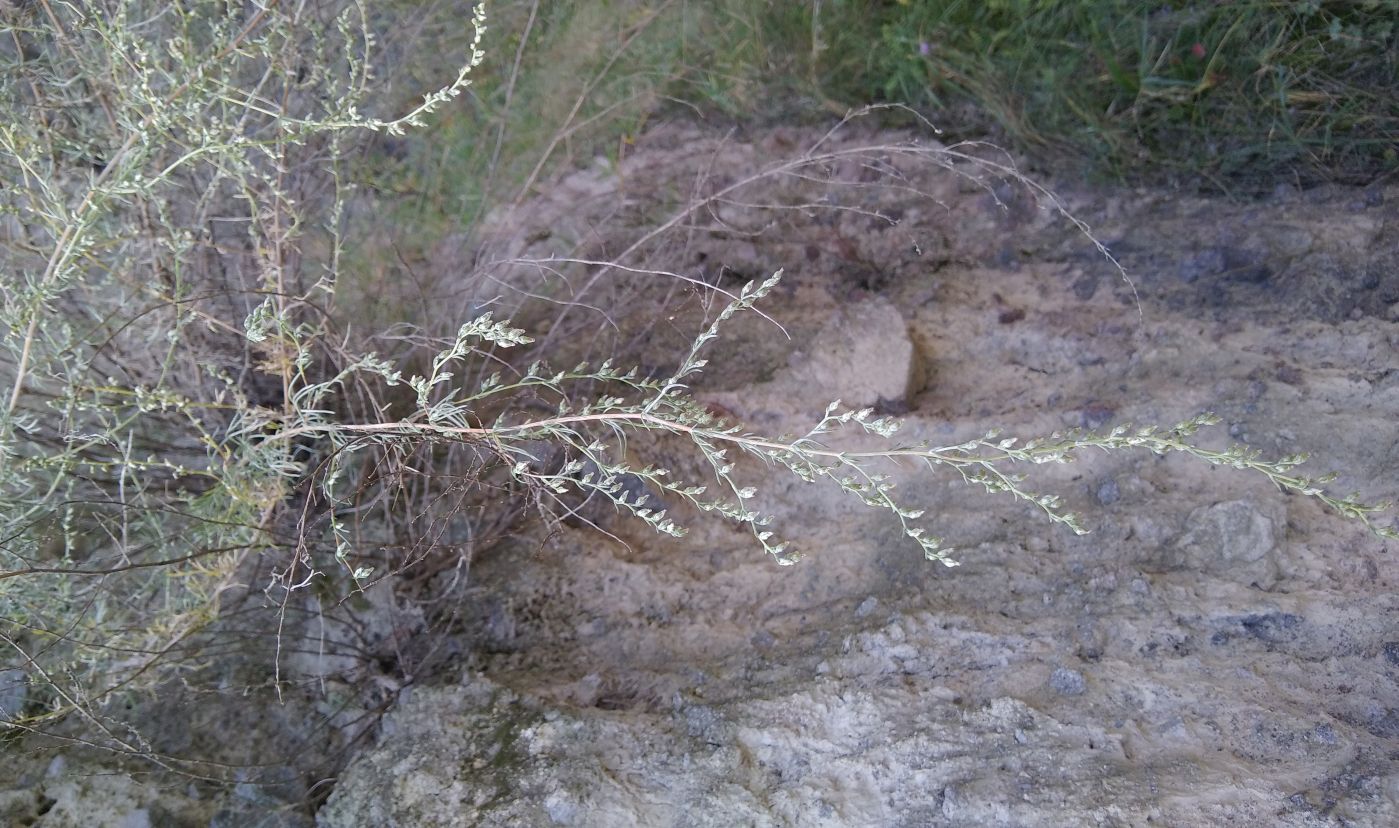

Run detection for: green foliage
[[393, 1, 1395, 189], [725, 0, 1399, 187]]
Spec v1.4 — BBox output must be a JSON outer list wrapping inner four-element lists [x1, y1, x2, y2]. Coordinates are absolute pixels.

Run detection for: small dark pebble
[[1233, 263, 1273, 284], [1382, 642, 1399, 666], [1072, 274, 1099, 300], [873, 396, 910, 416], [1095, 478, 1120, 506], [991, 245, 1021, 270], [1240, 612, 1303, 643], [1221, 247, 1272, 284], [1276, 364, 1304, 385], [998, 307, 1026, 324], [1080, 402, 1115, 430]]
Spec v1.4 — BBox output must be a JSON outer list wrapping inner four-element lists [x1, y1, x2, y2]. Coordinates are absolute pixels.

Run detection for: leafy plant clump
[[0, 0, 1393, 781]]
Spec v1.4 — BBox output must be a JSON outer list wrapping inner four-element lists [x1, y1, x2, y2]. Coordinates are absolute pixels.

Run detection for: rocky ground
[[5, 120, 1397, 827]]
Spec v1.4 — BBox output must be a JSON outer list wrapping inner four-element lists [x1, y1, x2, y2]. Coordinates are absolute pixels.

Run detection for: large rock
[[707, 297, 921, 426], [1149, 500, 1282, 588]]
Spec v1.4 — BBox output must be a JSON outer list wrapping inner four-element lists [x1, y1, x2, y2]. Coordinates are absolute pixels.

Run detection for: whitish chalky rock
[[1154, 500, 1282, 588], [709, 297, 920, 424], [796, 298, 918, 407]]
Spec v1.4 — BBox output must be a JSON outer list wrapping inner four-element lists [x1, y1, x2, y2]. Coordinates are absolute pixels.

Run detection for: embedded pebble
[[1050, 667, 1086, 696]]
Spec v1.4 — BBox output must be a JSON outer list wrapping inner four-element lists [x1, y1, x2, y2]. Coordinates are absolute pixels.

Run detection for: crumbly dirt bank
[[4, 119, 1394, 827], [319, 123, 1399, 826]]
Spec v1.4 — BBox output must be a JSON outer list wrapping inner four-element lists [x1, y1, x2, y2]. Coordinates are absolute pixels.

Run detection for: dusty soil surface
[[315, 122, 1399, 826], [5, 120, 1395, 827]]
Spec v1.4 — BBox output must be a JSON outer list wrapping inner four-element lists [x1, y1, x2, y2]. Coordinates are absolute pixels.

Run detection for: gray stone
[[1049, 667, 1086, 696], [1095, 478, 1120, 506], [1072, 273, 1099, 300], [707, 297, 921, 423], [794, 298, 919, 407], [1155, 500, 1281, 587]]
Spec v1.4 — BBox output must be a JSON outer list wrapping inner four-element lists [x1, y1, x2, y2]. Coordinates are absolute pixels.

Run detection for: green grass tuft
[[761, 0, 1399, 188]]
